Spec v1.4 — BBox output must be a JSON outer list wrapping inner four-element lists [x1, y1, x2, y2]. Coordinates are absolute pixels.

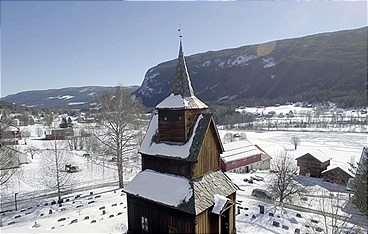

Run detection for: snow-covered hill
[[1, 86, 139, 109]]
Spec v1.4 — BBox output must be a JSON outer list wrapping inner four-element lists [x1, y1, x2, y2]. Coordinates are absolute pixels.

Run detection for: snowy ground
[[1, 183, 367, 233], [219, 130, 367, 171], [1, 137, 140, 202], [1, 186, 128, 233], [1, 126, 367, 233], [235, 104, 368, 133]]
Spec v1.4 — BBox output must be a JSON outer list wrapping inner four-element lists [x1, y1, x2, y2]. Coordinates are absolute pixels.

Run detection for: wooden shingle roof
[[139, 113, 223, 161]]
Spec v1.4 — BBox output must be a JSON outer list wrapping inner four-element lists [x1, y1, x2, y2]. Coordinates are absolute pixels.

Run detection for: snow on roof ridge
[[222, 148, 261, 158], [156, 93, 208, 109], [223, 140, 254, 150], [324, 164, 355, 178], [156, 93, 188, 109], [296, 150, 331, 163]]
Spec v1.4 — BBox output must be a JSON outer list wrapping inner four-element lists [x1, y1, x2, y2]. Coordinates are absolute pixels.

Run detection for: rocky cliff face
[[134, 27, 367, 107]]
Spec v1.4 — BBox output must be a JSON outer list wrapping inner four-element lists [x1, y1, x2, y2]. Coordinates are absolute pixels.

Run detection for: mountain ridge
[[134, 26, 367, 107], [1, 86, 139, 109]]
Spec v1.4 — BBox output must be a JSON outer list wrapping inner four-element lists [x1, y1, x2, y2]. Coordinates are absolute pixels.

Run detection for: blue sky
[[1, 1, 367, 97]]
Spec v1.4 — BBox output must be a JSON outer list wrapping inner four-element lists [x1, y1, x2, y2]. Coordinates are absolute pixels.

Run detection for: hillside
[[134, 27, 367, 108], [1, 86, 139, 109]]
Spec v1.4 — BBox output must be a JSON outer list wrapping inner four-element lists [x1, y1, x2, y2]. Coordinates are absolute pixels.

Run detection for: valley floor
[[1, 130, 367, 233]]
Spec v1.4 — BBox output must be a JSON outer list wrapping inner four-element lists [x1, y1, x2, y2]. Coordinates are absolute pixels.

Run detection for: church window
[[141, 216, 148, 232]]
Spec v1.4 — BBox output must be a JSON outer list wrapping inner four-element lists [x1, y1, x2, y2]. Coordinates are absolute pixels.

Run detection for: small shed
[[322, 165, 354, 186], [295, 152, 331, 177]]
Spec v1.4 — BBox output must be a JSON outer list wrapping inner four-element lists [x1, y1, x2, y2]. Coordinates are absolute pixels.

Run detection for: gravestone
[[272, 221, 280, 227], [259, 205, 264, 214]]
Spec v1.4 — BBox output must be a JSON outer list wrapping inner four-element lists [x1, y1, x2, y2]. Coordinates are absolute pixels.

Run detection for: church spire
[[172, 38, 195, 97]]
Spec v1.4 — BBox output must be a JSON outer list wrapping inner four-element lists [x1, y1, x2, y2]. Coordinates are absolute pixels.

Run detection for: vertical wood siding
[[192, 123, 221, 178]]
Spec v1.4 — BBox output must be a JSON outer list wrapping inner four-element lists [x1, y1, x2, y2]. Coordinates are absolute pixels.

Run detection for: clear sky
[[1, 1, 367, 97]]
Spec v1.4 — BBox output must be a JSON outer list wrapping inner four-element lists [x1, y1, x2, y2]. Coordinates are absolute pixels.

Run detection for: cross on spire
[[178, 25, 183, 39]]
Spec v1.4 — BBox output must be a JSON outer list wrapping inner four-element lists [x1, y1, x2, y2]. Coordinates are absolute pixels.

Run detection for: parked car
[[251, 189, 274, 200], [243, 178, 254, 184], [251, 175, 264, 181]]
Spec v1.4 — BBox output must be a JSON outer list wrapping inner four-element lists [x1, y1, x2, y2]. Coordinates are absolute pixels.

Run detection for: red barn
[[220, 140, 271, 173]]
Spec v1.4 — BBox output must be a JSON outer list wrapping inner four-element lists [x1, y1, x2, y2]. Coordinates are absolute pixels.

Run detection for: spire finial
[[172, 26, 194, 97], [178, 24, 182, 40]]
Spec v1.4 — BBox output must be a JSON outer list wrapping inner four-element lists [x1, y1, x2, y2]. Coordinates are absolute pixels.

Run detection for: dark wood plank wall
[[184, 109, 206, 140], [158, 110, 185, 142], [192, 123, 221, 178], [142, 155, 192, 179], [127, 195, 195, 233]]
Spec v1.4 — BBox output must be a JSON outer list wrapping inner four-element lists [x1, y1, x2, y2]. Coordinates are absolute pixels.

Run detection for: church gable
[[192, 119, 223, 178]]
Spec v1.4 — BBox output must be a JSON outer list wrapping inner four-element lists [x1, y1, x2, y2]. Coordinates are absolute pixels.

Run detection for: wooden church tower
[[124, 40, 237, 234]]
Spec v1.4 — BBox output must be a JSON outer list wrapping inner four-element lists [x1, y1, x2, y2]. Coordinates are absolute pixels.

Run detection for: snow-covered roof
[[359, 147, 367, 165], [295, 150, 331, 163], [124, 169, 193, 207], [323, 164, 355, 178], [212, 194, 229, 215], [125, 169, 237, 215], [4, 126, 19, 132], [221, 140, 263, 163], [156, 93, 208, 109], [139, 113, 217, 161]]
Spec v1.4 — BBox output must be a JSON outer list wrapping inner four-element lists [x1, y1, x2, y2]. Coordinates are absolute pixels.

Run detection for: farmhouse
[[124, 41, 238, 233], [45, 128, 74, 140], [220, 140, 271, 173], [322, 164, 354, 186], [0, 125, 21, 145], [295, 152, 331, 177]]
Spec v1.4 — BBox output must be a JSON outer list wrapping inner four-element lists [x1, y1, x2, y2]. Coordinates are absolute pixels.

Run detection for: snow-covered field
[[1, 186, 128, 233], [235, 104, 368, 133], [1, 182, 367, 233], [219, 130, 367, 171], [1, 123, 367, 233]]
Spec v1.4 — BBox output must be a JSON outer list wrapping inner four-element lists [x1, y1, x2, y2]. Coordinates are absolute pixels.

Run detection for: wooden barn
[[322, 165, 354, 186], [295, 152, 331, 177], [124, 41, 238, 234]]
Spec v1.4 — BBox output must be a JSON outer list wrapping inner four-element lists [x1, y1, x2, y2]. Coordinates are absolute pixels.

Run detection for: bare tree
[[223, 133, 234, 143], [0, 145, 20, 186], [95, 88, 144, 188], [0, 120, 21, 186], [268, 151, 306, 203], [36, 126, 44, 137], [315, 191, 356, 234], [20, 129, 31, 144], [41, 140, 72, 203], [25, 145, 39, 160], [291, 136, 301, 150]]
